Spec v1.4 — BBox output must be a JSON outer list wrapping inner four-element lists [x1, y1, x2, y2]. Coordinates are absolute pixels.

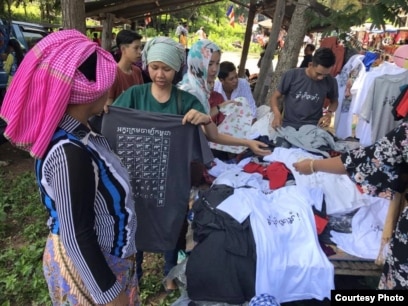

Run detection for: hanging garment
[[101, 107, 213, 252], [359, 70, 408, 144], [351, 62, 407, 145], [319, 36, 345, 77], [334, 54, 364, 139], [393, 85, 408, 119]]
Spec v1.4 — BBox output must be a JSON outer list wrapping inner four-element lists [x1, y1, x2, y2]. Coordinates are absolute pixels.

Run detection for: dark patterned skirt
[[43, 233, 139, 305]]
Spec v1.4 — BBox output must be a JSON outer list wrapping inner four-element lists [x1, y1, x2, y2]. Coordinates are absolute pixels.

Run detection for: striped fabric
[[35, 114, 137, 304], [0, 29, 116, 158]]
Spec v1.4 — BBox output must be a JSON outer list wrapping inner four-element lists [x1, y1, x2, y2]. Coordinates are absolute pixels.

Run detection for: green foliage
[[138, 253, 180, 304], [11, 0, 61, 24], [0, 170, 49, 305], [314, 0, 408, 34]]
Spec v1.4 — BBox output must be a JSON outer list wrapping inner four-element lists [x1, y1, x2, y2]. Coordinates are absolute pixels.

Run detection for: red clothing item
[[319, 37, 345, 77], [243, 161, 291, 190], [266, 162, 290, 190], [243, 162, 268, 178], [108, 65, 144, 101], [209, 91, 226, 125], [396, 89, 408, 118]]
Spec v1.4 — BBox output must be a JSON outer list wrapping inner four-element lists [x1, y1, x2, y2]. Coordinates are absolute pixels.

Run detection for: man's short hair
[[218, 61, 236, 79], [305, 44, 316, 53], [312, 47, 336, 68], [116, 29, 142, 48]]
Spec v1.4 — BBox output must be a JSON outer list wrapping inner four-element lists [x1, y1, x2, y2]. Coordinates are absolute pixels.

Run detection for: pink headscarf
[[0, 29, 116, 158]]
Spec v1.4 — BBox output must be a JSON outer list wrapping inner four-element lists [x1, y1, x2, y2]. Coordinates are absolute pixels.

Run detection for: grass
[[0, 169, 177, 305], [0, 170, 49, 305]]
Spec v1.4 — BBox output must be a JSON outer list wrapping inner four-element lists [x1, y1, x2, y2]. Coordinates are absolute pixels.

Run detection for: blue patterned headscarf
[[178, 39, 221, 114]]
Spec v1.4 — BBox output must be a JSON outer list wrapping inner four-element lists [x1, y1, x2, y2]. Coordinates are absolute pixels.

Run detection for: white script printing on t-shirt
[[116, 126, 172, 207], [101, 107, 214, 252], [267, 212, 301, 227], [295, 91, 319, 102], [382, 96, 397, 107]]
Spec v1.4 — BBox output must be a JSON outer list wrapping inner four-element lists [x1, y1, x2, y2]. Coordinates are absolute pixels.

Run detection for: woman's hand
[[247, 140, 271, 156], [292, 159, 314, 175], [106, 291, 128, 306], [103, 103, 111, 114], [104, 98, 114, 114], [182, 109, 212, 126]]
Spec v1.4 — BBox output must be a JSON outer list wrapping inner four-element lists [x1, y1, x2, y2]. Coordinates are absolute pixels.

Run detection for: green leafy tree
[[315, 0, 408, 33]]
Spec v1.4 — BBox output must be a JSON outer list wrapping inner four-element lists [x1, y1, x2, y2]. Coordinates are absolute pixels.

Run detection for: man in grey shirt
[[270, 48, 339, 130]]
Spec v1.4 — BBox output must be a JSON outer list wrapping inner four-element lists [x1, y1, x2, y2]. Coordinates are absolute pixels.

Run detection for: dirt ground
[[0, 141, 34, 174]]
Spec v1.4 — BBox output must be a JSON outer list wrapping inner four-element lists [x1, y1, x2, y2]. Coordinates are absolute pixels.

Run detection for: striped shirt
[[35, 114, 136, 304]]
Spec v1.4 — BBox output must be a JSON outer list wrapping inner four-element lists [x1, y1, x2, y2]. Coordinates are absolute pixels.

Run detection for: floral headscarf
[[178, 39, 221, 114]]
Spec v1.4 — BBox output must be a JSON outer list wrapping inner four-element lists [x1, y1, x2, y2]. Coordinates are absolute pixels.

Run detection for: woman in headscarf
[[112, 37, 269, 284], [178, 39, 270, 157], [112, 37, 213, 127], [0, 30, 138, 305], [111, 36, 217, 284]]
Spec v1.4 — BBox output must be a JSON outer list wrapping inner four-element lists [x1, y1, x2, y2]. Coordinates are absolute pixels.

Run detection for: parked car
[[1, 19, 49, 89], [1, 20, 49, 144]]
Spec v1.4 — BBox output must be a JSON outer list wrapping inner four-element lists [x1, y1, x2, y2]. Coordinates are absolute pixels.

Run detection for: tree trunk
[[237, 0, 257, 78], [101, 13, 114, 51], [61, 0, 86, 34], [253, 0, 285, 106], [267, 0, 311, 100]]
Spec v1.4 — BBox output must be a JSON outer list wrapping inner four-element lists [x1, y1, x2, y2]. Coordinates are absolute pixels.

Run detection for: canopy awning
[[258, 19, 272, 29]]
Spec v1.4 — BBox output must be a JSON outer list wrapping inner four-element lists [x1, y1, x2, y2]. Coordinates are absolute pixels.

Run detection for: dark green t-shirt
[[113, 83, 205, 115]]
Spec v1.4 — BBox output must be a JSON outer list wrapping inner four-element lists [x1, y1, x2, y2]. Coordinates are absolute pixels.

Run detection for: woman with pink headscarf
[[0, 30, 139, 305]]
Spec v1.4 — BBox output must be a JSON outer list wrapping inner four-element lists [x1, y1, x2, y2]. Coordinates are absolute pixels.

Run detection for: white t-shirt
[[330, 195, 389, 259], [264, 147, 366, 214], [334, 54, 364, 139], [359, 70, 408, 144], [217, 187, 334, 303], [352, 62, 406, 145]]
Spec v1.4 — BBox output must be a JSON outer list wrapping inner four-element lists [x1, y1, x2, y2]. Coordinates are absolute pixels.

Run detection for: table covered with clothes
[[168, 120, 391, 305]]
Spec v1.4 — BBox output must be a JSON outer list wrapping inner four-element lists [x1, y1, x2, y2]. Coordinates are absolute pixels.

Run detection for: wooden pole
[[253, 0, 285, 105], [101, 13, 115, 51], [237, 0, 257, 78]]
